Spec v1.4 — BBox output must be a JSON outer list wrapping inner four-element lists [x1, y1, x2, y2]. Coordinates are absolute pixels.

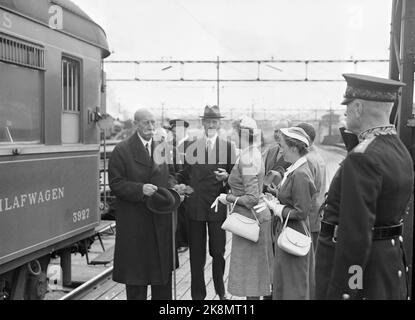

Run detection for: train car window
[[61, 56, 81, 144], [0, 34, 44, 145], [0, 34, 45, 70]]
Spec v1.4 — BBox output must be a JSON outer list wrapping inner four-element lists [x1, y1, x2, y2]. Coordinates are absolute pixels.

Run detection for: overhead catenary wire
[[105, 59, 389, 82]]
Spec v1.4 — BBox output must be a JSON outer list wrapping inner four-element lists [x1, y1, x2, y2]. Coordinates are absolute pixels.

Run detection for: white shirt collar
[[137, 132, 153, 149], [205, 133, 218, 144], [280, 156, 308, 188]]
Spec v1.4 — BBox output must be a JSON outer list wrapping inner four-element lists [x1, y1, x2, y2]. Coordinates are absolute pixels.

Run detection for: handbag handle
[[229, 197, 260, 224], [282, 210, 311, 237], [229, 197, 240, 214]]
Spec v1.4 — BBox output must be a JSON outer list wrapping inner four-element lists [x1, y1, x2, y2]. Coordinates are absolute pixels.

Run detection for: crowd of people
[[108, 73, 413, 300]]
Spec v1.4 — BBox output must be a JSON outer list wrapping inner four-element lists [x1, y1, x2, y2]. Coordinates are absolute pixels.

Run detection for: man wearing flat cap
[[177, 106, 237, 300], [315, 74, 414, 300], [108, 108, 182, 300]]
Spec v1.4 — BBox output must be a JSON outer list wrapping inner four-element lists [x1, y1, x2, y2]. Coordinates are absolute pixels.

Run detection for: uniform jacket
[[108, 133, 176, 286], [316, 127, 414, 300], [306, 146, 327, 233], [178, 136, 236, 222]]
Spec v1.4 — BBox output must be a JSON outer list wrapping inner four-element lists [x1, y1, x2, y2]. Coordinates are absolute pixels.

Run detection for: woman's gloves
[[254, 195, 285, 223], [211, 193, 230, 212]]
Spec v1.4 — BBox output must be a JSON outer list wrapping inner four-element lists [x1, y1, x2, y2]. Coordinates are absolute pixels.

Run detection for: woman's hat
[[239, 115, 258, 130], [146, 188, 181, 215], [200, 105, 224, 119], [279, 127, 311, 147]]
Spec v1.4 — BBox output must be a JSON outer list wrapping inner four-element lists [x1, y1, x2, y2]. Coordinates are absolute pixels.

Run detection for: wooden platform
[[80, 146, 345, 301], [80, 232, 238, 300]]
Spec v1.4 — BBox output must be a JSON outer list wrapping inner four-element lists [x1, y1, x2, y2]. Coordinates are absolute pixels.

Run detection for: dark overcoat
[[316, 129, 414, 300], [179, 136, 236, 222], [108, 133, 176, 286]]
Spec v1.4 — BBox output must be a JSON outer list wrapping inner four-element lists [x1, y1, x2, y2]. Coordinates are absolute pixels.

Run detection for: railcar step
[[90, 246, 115, 266]]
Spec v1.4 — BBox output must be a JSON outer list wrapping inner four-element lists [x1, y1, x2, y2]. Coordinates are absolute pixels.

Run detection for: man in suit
[[108, 108, 180, 300], [263, 120, 291, 194], [296, 122, 327, 251], [178, 106, 237, 300], [315, 74, 414, 300], [165, 119, 193, 253]]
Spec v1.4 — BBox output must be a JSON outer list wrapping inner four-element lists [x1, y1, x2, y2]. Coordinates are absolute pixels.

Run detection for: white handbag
[[221, 197, 260, 243], [277, 211, 312, 257]]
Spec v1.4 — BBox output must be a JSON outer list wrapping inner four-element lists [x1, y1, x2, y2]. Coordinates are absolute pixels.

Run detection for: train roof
[[0, 0, 110, 58]]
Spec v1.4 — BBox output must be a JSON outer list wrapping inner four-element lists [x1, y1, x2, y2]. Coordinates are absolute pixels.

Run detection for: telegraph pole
[[217, 56, 220, 107]]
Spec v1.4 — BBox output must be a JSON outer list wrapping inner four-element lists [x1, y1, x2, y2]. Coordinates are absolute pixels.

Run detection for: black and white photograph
[[0, 0, 414, 306]]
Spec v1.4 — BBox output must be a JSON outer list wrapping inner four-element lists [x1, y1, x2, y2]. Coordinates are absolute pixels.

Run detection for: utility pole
[[217, 56, 220, 107], [161, 103, 165, 124], [328, 106, 333, 137]]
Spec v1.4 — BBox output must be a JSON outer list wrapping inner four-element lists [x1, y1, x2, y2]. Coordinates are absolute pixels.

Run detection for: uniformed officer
[[315, 74, 414, 300]]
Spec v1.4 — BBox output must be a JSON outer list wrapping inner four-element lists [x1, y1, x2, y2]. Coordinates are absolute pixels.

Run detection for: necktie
[[206, 140, 212, 152], [145, 143, 151, 157]]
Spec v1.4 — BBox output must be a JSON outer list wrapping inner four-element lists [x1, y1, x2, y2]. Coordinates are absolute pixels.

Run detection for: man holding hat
[[315, 74, 414, 300], [178, 106, 237, 300], [108, 108, 182, 300]]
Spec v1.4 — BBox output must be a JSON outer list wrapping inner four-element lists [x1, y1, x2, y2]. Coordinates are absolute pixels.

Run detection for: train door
[[61, 56, 81, 144]]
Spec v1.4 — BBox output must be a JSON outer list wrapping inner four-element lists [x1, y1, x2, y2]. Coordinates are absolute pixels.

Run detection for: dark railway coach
[[0, 0, 110, 299]]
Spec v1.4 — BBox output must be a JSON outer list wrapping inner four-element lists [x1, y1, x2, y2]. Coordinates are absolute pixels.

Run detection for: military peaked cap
[[341, 74, 406, 105]]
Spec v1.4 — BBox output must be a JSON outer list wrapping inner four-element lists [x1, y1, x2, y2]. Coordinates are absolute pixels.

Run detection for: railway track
[[60, 267, 114, 300]]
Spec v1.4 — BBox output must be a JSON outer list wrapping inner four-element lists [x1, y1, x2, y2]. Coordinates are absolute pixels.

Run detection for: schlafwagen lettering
[[0, 187, 65, 213]]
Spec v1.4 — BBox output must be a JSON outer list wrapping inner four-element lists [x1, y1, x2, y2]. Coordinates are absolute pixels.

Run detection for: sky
[[72, 0, 393, 121]]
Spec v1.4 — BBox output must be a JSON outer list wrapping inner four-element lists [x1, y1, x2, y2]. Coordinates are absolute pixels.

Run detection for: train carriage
[[0, 0, 110, 299]]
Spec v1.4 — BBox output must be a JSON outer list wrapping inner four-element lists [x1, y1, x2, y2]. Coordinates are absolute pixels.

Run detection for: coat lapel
[[129, 132, 153, 168]]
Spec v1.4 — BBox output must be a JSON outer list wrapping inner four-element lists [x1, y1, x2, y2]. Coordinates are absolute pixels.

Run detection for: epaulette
[[352, 136, 376, 154]]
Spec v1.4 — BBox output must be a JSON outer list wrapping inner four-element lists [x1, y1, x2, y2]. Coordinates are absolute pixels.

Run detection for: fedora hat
[[146, 188, 181, 215], [200, 105, 224, 119]]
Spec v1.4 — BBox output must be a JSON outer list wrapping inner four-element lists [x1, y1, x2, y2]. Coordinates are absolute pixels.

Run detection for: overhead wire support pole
[[217, 56, 220, 107]]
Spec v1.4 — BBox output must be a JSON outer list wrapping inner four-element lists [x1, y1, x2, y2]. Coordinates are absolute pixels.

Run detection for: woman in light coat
[[215, 116, 273, 300]]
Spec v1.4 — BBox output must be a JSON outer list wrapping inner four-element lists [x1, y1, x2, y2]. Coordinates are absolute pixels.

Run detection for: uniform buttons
[[391, 239, 395, 246], [342, 294, 350, 300], [399, 236, 404, 243], [398, 270, 403, 278]]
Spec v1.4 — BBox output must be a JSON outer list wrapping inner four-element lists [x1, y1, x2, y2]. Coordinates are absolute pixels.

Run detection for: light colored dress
[[227, 146, 273, 297]]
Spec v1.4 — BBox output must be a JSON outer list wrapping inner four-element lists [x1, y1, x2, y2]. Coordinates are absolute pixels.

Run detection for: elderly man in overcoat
[[108, 108, 179, 300], [315, 74, 414, 300]]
